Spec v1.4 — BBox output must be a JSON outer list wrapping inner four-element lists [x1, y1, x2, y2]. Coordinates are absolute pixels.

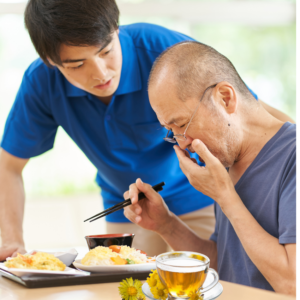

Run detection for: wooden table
[[0, 275, 295, 300]]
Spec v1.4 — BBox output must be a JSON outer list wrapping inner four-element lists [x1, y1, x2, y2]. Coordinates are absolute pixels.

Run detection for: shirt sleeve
[[278, 149, 296, 244], [0, 68, 58, 158]]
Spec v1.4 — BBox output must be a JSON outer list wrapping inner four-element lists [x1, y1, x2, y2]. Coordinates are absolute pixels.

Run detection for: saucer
[[142, 271, 223, 300]]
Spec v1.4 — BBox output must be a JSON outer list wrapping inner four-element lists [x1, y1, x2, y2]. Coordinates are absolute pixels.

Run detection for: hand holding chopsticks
[[84, 182, 165, 223]]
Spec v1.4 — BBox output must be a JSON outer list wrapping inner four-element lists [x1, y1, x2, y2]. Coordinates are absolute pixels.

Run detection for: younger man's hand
[[0, 244, 26, 261]]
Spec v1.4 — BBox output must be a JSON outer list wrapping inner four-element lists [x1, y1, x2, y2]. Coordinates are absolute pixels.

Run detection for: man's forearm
[[224, 194, 296, 295], [0, 168, 25, 246], [158, 213, 218, 269]]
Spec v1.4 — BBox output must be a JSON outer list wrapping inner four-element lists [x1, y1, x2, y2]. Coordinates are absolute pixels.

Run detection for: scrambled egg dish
[[4, 252, 66, 271]]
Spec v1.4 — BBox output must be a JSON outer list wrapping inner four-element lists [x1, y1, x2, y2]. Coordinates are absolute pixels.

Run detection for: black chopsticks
[[84, 182, 165, 223]]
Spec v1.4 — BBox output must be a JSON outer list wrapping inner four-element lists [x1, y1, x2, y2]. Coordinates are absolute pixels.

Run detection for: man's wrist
[[156, 212, 177, 237], [221, 191, 245, 221], [1, 233, 25, 247], [1, 240, 25, 248]]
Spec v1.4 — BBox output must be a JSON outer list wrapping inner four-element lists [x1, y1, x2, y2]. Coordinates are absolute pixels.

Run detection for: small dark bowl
[[85, 233, 135, 250]]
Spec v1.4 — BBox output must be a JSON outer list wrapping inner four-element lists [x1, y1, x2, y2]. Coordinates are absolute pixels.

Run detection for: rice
[[119, 246, 148, 264], [81, 246, 149, 266], [81, 246, 118, 266]]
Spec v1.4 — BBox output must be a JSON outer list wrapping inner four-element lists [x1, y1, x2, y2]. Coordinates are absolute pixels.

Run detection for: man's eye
[[70, 65, 83, 70], [103, 48, 112, 55], [161, 124, 170, 130], [180, 123, 187, 128]]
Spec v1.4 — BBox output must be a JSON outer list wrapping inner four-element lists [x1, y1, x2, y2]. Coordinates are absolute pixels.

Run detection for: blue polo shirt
[[1, 23, 257, 222]]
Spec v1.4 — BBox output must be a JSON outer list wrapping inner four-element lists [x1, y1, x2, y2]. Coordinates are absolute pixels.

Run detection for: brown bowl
[[85, 233, 135, 250]]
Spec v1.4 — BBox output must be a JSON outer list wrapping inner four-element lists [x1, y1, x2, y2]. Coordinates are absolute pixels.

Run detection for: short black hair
[[149, 41, 255, 102], [25, 0, 119, 67]]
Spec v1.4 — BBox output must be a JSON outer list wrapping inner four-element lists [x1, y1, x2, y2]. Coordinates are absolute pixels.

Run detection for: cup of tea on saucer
[[156, 251, 219, 299]]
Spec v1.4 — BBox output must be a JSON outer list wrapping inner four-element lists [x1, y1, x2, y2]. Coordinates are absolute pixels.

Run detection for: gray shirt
[[210, 122, 296, 291]]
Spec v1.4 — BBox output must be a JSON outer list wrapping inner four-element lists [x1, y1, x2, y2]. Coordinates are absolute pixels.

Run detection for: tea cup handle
[[199, 268, 219, 294]]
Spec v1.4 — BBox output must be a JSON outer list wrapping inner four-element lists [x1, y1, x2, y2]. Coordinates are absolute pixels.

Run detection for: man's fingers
[[0, 246, 27, 261], [124, 205, 142, 224], [183, 150, 191, 158], [12, 251, 19, 257], [0, 249, 10, 261], [174, 146, 199, 171], [123, 191, 129, 200], [191, 158, 198, 164], [192, 139, 219, 166], [135, 178, 162, 205], [174, 147, 198, 165], [135, 215, 142, 224], [128, 183, 140, 204]]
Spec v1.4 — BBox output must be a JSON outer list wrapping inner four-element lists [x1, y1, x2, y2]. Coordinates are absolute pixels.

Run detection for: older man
[[123, 42, 296, 295]]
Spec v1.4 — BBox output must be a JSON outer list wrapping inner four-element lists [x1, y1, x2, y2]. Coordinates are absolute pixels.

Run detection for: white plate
[[142, 271, 223, 300], [0, 263, 89, 277], [73, 259, 156, 273]]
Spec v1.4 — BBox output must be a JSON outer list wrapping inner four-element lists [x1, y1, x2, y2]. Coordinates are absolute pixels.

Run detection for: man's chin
[[220, 158, 234, 169], [91, 80, 119, 99], [206, 151, 233, 168], [91, 88, 117, 101], [198, 155, 229, 168]]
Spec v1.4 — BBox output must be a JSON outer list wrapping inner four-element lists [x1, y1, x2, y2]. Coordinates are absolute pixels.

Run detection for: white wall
[[23, 194, 106, 250]]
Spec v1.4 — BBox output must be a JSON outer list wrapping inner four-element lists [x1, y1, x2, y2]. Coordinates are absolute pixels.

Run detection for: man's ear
[[215, 81, 237, 114]]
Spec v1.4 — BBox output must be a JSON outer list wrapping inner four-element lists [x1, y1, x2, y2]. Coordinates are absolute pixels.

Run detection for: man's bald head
[[148, 41, 254, 102]]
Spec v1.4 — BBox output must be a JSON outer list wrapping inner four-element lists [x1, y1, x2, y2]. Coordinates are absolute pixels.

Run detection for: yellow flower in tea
[[118, 277, 145, 300], [188, 290, 204, 300], [151, 286, 168, 300]]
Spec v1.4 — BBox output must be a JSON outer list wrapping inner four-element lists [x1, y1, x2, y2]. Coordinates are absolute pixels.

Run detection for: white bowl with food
[[73, 245, 156, 273]]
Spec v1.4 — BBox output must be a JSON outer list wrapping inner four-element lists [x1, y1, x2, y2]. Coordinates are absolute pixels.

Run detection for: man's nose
[[92, 59, 107, 81], [177, 136, 193, 150]]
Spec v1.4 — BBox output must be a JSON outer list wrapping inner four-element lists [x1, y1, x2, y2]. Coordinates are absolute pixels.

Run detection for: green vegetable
[[126, 259, 135, 264]]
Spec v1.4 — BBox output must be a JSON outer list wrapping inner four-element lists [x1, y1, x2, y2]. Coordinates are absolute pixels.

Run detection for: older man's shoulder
[[278, 122, 296, 146], [270, 122, 295, 169]]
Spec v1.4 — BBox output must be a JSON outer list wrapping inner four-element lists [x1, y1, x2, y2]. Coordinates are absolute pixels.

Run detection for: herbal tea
[[157, 258, 207, 298]]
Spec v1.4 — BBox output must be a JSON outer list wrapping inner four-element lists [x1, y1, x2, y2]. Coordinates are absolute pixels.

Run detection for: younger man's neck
[[97, 95, 113, 106]]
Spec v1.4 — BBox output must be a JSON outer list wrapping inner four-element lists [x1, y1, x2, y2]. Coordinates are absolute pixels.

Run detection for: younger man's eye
[[180, 123, 187, 128], [70, 65, 83, 70], [103, 47, 113, 55]]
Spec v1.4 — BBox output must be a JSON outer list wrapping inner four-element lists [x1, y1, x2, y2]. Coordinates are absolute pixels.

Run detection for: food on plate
[[81, 245, 155, 266], [4, 252, 66, 271]]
